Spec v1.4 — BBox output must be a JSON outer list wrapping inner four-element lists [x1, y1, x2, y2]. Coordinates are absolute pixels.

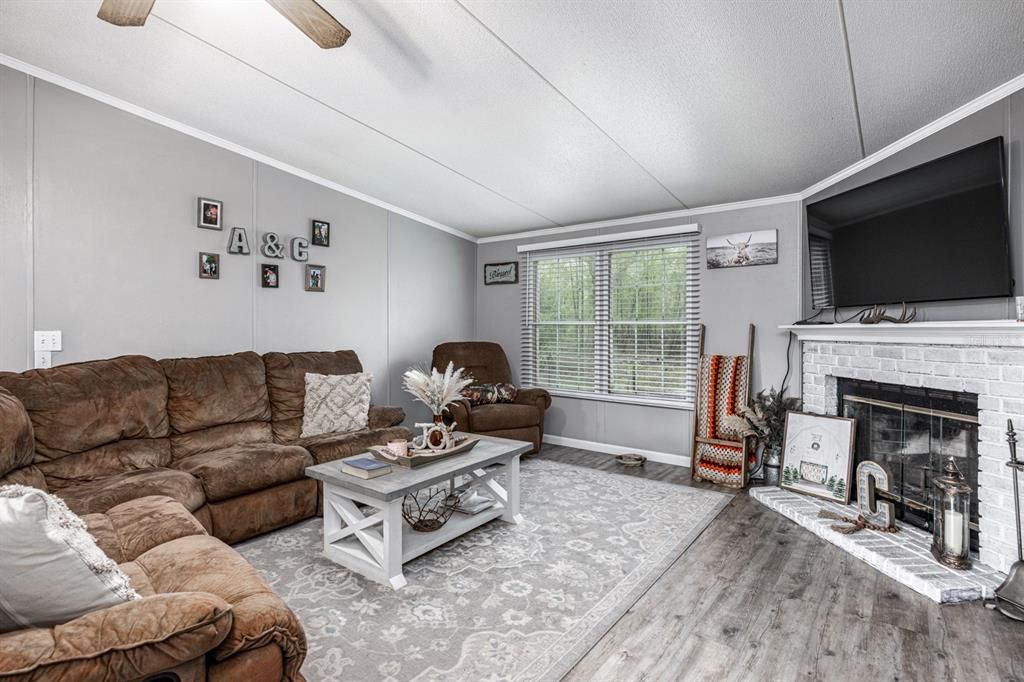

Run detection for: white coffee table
[[305, 434, 530, 589]]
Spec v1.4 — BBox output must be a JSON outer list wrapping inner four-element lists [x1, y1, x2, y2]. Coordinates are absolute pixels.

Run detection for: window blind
[[808, 234, 835, 309], [519, 231, 701, 408]]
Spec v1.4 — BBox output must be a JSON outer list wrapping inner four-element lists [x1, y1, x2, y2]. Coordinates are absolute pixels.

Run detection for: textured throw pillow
[[0, 485, 140, 632], [460, 383, 519, 406], [301, 372, 373, 438]]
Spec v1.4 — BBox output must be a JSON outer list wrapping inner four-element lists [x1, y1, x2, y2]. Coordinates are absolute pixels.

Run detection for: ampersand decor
[[260, 232, 285, 259]]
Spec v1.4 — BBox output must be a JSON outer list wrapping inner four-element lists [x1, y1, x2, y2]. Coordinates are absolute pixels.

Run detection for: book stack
[[340, 457, 392, 479], [451, 486, 496, 515]]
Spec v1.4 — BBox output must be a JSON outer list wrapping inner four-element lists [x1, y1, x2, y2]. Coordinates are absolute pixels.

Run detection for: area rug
[[235, 459, 730, 681]]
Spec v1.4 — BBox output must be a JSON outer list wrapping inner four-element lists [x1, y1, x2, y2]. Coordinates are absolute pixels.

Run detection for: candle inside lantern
[[944, 509, 964, 555]]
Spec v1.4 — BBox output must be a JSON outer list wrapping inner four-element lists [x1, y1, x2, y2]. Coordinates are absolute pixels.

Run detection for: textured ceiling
[[1, 0, 1022, 237]]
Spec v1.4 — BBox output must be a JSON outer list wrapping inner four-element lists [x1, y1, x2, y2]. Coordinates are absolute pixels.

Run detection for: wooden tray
[[370, 437, 480, 468]]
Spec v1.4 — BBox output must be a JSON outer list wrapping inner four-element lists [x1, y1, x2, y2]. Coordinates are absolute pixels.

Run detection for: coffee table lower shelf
[[318, 456, 522, 589]]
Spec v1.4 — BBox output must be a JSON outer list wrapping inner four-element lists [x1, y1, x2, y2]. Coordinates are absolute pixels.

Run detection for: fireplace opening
[[837, 378, 979, 551]]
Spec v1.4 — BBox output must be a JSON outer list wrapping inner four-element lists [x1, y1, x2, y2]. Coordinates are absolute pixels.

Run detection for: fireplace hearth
[[838, 378, 979, 550]]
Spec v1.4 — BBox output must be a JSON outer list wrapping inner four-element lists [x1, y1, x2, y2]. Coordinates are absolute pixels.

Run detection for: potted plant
[[722, 387, 801, 484]]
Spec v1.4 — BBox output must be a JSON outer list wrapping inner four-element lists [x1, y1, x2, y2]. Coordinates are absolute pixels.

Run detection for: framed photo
[[483, 261, 518, 285], [781, 411, 856, 503], [706, 229, 777, 269], [197, 198, 223, 230], [260, 264, 279, 289], [311, 220, 330, 247], [304, 264, 326, 292], [198, 252, 220, 280]]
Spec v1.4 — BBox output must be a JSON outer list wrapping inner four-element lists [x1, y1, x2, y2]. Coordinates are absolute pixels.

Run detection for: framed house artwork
[[312, 220, 330, 247], [706, 229, 777, 269], [198, 252, 220, 280], [305, 264, 326, 292], [483, 261, 518, 285], [780, 411, 856, 503], [197, 198, 223, 230]]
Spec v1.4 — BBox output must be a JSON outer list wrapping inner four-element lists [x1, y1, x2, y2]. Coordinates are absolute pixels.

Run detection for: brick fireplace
[[751, 320, 1024, 602]]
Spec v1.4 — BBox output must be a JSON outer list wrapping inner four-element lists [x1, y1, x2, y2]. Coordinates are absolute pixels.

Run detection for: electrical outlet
[[34, 351, 52, 369], [33, 330, 62, 352]]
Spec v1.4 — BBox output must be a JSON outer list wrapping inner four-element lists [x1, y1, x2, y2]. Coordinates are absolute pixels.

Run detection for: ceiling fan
[[97, 0, 351, 48]]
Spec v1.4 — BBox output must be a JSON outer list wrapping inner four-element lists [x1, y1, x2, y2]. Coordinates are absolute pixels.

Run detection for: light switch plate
[[33, 330, 62, 351], [34, 351, 52, 369]]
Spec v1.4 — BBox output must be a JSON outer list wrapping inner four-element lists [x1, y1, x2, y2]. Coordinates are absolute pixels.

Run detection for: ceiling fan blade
[[97, 0, 156, 26], [265, 0, 351, 48]]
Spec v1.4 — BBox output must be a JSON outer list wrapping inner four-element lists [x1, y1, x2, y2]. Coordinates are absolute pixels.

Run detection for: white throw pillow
[[301, 372, 373, 438], [0, 485, 140, 632]]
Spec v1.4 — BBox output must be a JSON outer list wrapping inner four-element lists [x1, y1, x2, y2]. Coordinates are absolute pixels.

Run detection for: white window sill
[[545, 389, 693, 411]]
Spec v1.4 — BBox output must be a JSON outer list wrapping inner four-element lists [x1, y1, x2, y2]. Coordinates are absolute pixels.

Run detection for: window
[[808, 233, 835, 309], [519, 228, 701, 408]]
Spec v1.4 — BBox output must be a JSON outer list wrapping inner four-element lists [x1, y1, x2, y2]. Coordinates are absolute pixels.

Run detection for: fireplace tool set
[[991, 420, 1024, 621]]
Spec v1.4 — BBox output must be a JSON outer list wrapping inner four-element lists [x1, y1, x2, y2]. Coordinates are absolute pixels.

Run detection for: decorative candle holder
[[930, 457, 972, 570]]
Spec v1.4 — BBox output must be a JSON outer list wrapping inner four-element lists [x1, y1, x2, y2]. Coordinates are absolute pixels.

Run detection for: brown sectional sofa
[[0, 349, 411, 539], [0, 349, 412, 681]]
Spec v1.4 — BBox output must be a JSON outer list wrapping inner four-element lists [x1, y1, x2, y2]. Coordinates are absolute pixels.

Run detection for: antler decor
[[858, 302, 918, 325]]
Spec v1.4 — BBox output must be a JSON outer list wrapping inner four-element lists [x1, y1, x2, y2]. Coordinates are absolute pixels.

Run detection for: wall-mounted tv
[[806, 137, 1013, 309]]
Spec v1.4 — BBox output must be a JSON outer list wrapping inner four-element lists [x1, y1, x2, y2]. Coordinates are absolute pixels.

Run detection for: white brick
[[962, 379, 989, 396], [978, 395, 1002, 411], [923, 376, 964, 392], [962, 348, 986, 363], [905, 348, 924, 360], [991, 382, 1024, 399], [979, 410, 1016, 428], [1002, 398, 1024, 415], [1002, 366, 1024, 383], [873, 347, 905, 360], [897, 360, 934, 374], [851, 356, 880, 370], [924, 347, 963, 363], [988, 349, 1024, 365], [955, 364, 1001, 379]]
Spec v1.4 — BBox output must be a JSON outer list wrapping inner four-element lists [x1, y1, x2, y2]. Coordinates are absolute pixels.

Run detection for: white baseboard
[[543, 434, 690, 468]]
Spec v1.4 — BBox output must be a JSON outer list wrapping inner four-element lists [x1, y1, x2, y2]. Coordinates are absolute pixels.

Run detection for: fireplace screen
[[838, 379, 979, 551]]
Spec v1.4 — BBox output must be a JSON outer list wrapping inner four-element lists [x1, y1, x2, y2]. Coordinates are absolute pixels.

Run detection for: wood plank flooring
[[536, 445, 1024, 681]]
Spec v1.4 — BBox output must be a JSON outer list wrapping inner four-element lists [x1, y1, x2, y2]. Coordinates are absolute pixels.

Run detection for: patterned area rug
[[236, 459, 730, 681]]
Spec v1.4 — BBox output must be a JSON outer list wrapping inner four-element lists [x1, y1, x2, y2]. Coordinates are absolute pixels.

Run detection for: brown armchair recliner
[[432, 342, 551, 453]]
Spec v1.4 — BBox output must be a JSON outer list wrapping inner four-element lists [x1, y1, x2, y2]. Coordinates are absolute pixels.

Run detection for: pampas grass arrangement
[[402, 362, 474, 416]]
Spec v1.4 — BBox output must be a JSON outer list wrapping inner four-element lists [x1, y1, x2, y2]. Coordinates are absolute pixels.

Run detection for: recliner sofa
[[432, 341, 551, 453], [0, 348, 412, 681], [0, 349, 411, 541]]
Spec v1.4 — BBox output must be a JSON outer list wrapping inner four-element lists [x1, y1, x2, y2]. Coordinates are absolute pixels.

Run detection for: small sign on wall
[[484, 261, 518, 285]]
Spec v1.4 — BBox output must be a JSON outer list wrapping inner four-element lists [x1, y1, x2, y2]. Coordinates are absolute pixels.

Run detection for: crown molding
[[0, 54, 478, 244], [800, 71, 1024, 200], [6, 52, 1024, 248], [477, 193, 802, 244], [480, 71, 1024, 245]]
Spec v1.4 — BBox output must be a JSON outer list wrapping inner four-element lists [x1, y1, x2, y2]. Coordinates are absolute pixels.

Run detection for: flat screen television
[[806, 137, 1013, 309]]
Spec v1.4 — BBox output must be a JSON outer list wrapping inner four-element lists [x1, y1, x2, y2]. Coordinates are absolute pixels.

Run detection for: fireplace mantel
[[779, 319, 1024, 347]]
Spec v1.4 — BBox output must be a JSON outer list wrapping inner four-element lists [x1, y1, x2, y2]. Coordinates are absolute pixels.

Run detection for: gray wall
[[476, 201, 804, 457], [803, 91, 1024, 320], [0, 66, 476, 418]]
